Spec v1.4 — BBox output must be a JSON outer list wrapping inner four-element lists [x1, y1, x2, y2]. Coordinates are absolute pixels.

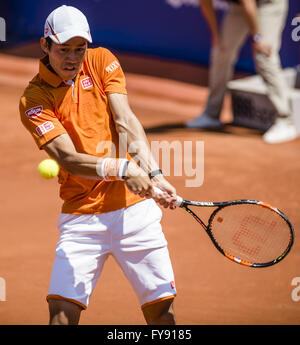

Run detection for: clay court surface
[[0, 45, 300, 325]]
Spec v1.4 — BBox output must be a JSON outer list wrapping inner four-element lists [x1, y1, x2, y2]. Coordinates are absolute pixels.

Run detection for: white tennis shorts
[[47, 199, 176, 309]]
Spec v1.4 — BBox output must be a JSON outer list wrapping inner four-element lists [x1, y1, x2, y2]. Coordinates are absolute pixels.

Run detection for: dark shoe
[[186, 113, 223, 129]]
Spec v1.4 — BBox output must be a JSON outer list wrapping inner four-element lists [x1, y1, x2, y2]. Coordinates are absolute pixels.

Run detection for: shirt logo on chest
[[81, 77, 93, 90]]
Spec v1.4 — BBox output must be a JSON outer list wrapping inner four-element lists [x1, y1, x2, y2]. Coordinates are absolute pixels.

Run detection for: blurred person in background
[[186, 0, 298, 144]]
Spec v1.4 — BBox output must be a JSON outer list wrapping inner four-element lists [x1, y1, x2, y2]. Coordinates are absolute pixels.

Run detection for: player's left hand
[[150, 175, 177, 210]]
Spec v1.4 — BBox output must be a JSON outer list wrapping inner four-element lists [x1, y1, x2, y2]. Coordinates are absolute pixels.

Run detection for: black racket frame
[[180, 199, 294, 268]]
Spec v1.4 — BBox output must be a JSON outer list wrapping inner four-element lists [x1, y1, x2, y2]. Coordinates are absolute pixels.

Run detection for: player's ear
[[40, 37, 49, 55]]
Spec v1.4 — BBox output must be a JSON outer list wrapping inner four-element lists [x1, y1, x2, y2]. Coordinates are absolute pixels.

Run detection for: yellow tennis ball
[[38, 159, 60, 179]]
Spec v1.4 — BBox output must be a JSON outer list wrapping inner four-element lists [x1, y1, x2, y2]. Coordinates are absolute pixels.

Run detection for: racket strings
[[209, 204, 292, 264]]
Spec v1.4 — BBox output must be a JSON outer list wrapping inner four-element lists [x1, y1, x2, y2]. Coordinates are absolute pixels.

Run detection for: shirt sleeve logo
[[36, 121, 55, 137], [81, 77, 94, 89], [105, 60, 120, 73], [25, 105, 43, 118]]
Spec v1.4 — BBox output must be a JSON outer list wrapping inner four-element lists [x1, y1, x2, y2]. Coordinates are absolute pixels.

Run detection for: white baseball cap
[[44, 5, 92, 44]]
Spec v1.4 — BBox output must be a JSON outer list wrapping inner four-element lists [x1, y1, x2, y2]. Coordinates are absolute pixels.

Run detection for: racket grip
[[152, 186, 183, 207]]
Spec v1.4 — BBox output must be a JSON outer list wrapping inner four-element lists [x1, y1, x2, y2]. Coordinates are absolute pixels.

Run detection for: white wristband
[[97, 158, 130, 181]]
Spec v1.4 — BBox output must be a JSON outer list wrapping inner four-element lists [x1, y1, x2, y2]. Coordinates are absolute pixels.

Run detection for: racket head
[[204, 200, 294, 267]]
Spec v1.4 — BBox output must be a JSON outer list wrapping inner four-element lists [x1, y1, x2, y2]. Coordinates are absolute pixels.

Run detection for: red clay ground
[[0, 49, 300, 325]]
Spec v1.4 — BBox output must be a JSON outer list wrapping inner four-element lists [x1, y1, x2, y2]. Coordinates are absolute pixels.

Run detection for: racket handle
[[152, 186, 183, 207]]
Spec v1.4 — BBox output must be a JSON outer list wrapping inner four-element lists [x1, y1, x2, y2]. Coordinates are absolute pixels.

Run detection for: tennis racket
[[153, 187, 294, 267]]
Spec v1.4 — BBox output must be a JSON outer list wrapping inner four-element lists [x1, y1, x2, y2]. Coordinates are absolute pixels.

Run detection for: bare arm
[[42, 133, 154, 191], [108, 93, 159, 175], [41, 101, 176, 208], [108, 93, 177, 205], [238, 0, 259, 36], [199, 0, 220, 46], [42, 133, 103, 179]]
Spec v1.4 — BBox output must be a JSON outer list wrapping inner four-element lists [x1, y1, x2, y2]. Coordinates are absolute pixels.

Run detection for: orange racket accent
[[224, 253, 252, 266]]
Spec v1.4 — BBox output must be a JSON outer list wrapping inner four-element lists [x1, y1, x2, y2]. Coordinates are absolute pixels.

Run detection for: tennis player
[[19, 5, 177, 325]]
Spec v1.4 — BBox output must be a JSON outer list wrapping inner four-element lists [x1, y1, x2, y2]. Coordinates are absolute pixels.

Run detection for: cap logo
[[47, 21, 60, 43]]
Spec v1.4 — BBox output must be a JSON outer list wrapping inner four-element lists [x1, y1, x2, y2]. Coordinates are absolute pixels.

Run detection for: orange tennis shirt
[[19, 47, 143, 214]]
